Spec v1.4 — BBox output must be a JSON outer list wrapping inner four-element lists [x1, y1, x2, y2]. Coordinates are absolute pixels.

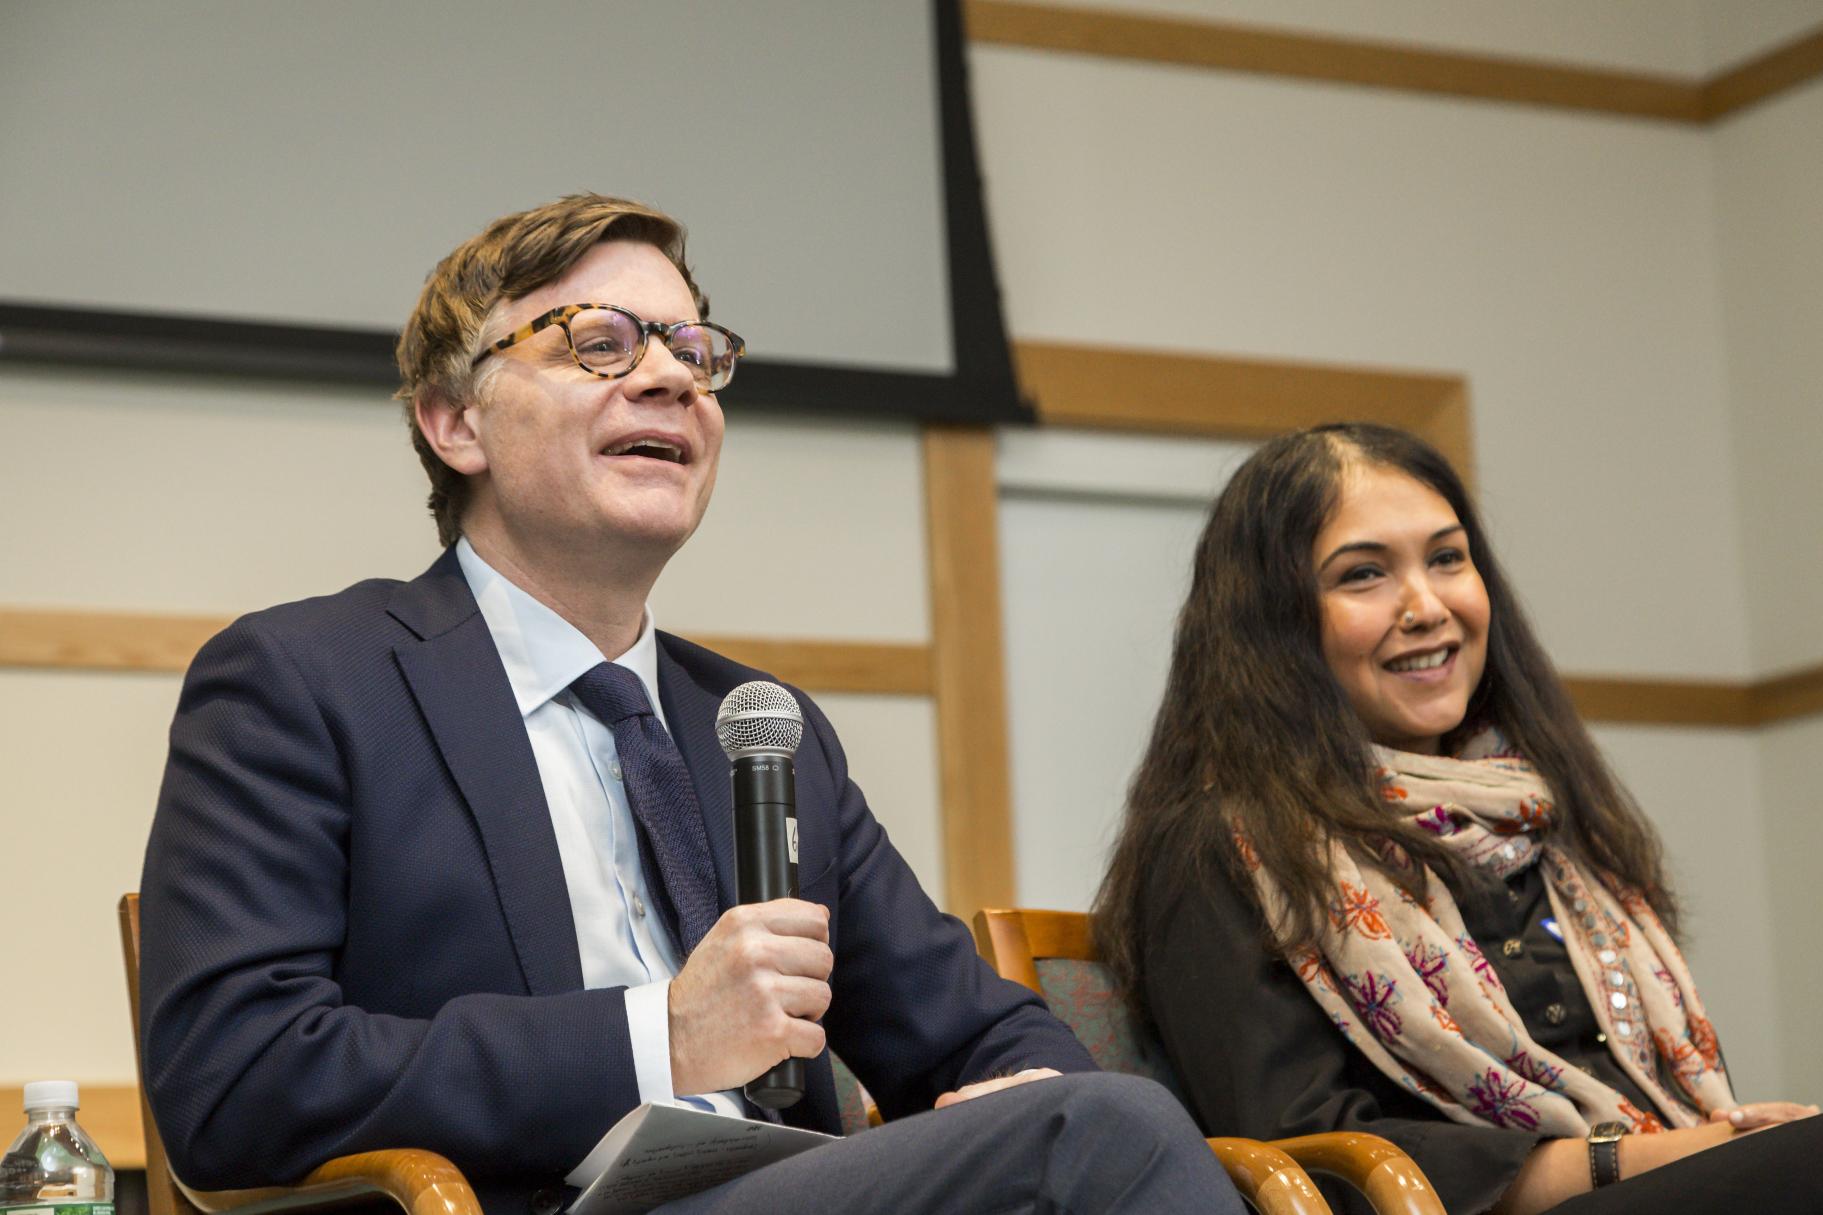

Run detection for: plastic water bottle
[[0, 1082, 114, 1215]]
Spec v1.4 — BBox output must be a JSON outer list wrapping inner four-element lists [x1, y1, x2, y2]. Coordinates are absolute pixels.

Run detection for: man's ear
[[414, 387, 487, 476]]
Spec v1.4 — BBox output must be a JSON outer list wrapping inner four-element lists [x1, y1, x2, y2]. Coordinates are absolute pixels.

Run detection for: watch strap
[[1587, 1121, 1626, 1189]]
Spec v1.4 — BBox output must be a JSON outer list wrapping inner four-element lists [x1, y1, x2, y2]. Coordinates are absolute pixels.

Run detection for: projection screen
[[0, 0, 1025, 423]]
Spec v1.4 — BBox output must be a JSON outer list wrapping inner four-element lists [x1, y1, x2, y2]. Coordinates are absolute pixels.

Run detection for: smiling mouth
[[1385, 645, 1455, 673], [601, 438, 687, 464]]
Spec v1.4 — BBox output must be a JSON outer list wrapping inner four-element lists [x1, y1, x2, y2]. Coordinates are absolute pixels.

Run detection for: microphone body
[[716, 682, 807, 1110], [732, 754, 798, 904]]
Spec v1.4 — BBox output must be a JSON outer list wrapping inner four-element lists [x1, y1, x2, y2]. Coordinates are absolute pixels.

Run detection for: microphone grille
[[715, 680, 804, 759]]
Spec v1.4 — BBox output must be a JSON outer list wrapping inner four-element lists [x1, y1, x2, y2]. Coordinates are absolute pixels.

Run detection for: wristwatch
[[1587, 1121, 1627, 1189]]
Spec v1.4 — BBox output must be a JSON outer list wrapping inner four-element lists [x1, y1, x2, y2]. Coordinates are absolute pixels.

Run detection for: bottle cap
[[22, 1081, 79, 1112]]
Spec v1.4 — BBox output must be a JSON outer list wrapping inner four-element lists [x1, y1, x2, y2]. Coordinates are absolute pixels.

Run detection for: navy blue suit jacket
[[139, 550, 1092, 1212]]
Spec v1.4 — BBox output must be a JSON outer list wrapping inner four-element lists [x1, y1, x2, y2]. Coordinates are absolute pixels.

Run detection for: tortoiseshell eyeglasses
[[471, 303, 746, 391]]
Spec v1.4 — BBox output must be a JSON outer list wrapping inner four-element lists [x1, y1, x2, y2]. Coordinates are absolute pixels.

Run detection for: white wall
[[1710, 79, 1823, 674], [1697, 0, 1823, 73]]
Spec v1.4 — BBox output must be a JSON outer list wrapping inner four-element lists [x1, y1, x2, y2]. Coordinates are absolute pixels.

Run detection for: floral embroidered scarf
[[1240, 729, 1734, 1135]]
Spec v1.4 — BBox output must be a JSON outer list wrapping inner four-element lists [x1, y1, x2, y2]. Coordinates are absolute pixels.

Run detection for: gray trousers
[[661, 1072, 1246, 1215]]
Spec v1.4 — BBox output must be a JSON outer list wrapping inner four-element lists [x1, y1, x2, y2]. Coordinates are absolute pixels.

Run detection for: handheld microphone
[[715, 680, 806, 1110]]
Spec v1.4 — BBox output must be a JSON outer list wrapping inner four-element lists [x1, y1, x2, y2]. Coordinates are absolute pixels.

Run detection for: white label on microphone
[[787, 817, 799, 865]]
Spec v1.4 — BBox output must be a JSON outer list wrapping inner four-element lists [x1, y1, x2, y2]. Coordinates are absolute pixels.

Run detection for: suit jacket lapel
[[388, 550, 584, 997], [656, 637, 738, 911]]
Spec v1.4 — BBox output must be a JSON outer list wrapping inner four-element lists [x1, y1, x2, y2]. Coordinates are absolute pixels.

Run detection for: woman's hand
[[1707, 1101, 1820, 1131], [1497, 1122, 1735, 1215]]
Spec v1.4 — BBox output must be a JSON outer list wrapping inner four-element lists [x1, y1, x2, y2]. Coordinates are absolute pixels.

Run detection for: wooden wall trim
[[1703, 25, 1823, 120], [922, 426, 1018, 914], [0, 609, 224, 675], [0, 608, 932, 696], [696, 638, 932, 696], [1566, 667, 1823, 728], [965, 1, 1823, 124], [1562, 677, 1757, 728], [964, 0, 1698, 120], [1012, 339, 1476, 487], [1747, 664, 1823, 725], [0, 1084, 145, 1170]]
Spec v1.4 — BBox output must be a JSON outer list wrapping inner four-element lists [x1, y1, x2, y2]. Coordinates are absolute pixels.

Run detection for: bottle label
[[0, 1154, 36, 1190], [0, 1204, 114, 1215]]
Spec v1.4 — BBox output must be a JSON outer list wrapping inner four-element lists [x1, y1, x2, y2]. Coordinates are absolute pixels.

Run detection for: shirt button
[[632, 895, 647, 918], [1507, 888, 1521, 904], [1595, 1032, 1609, 1045], [1502, 938, 1524, 958], [610, 761, 624, 781], [1543, 1003, 1568, 1026]]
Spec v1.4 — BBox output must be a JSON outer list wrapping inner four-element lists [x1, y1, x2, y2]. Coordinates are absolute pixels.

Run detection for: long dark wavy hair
[[1093, 423, 1678, 1018]]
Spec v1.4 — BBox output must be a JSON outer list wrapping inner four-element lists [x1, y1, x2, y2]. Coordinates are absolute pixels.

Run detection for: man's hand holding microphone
[[667, 681, 1057, 1112]]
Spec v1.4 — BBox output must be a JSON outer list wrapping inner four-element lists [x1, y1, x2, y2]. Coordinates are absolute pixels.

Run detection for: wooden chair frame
[[119, 889, 1435, 1215], [119, 894, 482, 1215], [974, 908, 1448, 1215]]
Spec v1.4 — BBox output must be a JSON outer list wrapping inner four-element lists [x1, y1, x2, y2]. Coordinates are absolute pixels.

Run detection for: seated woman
[[1093, 423, 1818, 1215]]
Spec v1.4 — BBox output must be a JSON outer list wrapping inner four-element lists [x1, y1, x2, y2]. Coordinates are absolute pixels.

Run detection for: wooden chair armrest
[[1268, 1133, 1445, 1215], [177, 1150, 481, 1215], [1206, 1137, 1334, 1215]]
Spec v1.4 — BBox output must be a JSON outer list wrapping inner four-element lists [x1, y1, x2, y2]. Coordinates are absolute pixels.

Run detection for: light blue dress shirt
[[456, 539, 743, 1119]]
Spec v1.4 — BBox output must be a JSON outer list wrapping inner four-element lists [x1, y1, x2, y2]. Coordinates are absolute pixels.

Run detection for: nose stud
[[1401, 611, 1416, 627]]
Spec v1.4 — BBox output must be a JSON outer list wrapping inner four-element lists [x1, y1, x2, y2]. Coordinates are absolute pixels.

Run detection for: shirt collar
[[456, 538, 667, 728]]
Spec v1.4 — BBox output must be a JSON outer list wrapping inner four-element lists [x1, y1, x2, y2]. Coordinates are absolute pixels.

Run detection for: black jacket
[[1143, 855, 1660, 1215]]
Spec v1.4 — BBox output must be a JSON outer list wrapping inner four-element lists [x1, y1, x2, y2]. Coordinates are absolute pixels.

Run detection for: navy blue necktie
[[570, 663, 721, 956]]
